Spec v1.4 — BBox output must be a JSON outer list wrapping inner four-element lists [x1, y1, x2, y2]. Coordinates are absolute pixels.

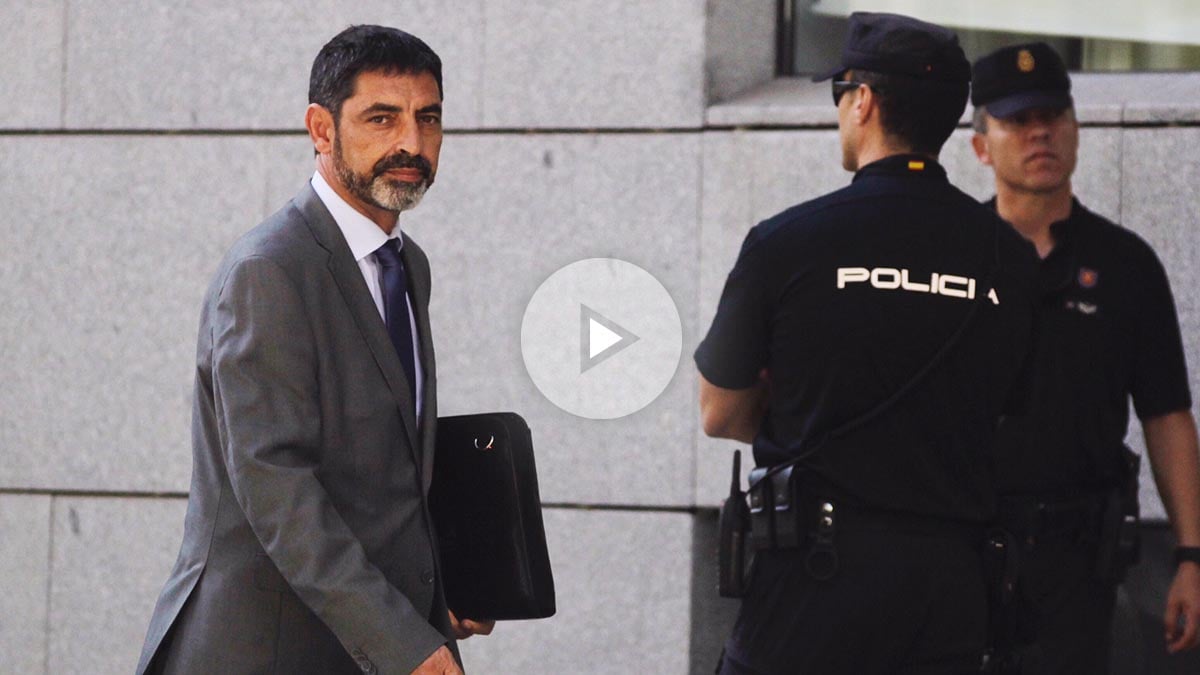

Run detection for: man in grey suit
[[136, 25, 492, 675]]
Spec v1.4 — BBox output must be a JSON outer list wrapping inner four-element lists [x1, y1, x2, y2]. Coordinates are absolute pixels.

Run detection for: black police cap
[[812, 12, 970, 84], [971, 42, 1072, 119]]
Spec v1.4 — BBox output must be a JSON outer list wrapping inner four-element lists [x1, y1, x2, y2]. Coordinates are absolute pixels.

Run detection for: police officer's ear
[[971, 130, 993, 167], [853, 84, 878, 126]]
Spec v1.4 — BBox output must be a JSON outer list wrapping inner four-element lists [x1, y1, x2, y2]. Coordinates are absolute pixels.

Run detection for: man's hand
[[1143, 411, 1200, 654], [412, 645, 463, 675], [1165, 561, 1200, 653], [449, 609, 495, 640]]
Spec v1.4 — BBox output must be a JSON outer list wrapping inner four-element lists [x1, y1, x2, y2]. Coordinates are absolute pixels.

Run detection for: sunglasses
[[831, 80, 863, 106]]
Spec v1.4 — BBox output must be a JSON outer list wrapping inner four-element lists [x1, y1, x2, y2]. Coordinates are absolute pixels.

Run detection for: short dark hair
[[309, 25, 443, 122], [971, 106, 989, 134], [853, 70, 968, 155], [971, 104, 1076, 135]]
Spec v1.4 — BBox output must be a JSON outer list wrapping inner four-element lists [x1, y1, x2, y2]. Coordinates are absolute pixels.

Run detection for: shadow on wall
[[692, 516, 1200, 675]]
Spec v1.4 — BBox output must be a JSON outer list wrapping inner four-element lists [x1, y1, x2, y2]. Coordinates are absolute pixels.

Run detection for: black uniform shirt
[[990, 199, 1192, 495], [696, 155, 1039, 522]]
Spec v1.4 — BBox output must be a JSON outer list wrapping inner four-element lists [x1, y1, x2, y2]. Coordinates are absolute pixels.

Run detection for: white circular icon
[[520, 258, 683, 420]]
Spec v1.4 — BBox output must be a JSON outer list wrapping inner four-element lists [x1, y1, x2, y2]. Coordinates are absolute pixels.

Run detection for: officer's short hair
[[853, 70, 968, 155], [971, 103, 1077, 135], [972, 107, 988, 134], [309, 25, 443, 123]]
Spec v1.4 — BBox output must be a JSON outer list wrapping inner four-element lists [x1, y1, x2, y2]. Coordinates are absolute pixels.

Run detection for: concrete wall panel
[[0, 494, 53, 673], [458, 508, 694, 674], [0, 0, 64, 129], [0, 136, 270, 492], [46, 497, 186, 675], [63, 0, 485, 130], [61, 0, 708, 131], [705, 0, 776, 104], [481, 0, 706, 129]]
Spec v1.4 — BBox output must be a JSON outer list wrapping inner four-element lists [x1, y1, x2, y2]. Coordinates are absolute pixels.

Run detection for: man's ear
[[971, 132, 992, 166], [305, 103, 335, 156], [854, 84, 877, 126]]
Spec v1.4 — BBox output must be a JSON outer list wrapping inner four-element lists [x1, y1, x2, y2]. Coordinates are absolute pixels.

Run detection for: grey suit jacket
[[136, 184, 455, 674]]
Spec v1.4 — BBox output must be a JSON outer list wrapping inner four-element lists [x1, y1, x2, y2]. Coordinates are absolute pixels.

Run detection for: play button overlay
[[522, 258, 683, 420], [581, 305, 639, 373]]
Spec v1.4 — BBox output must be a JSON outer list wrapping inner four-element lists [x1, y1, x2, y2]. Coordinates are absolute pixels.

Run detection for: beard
[[332, 137, 435, 213]]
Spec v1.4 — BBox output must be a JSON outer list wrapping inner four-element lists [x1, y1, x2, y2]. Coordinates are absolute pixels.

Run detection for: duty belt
[[995, 494, 1104, 546], [748, 464, 985, 580]]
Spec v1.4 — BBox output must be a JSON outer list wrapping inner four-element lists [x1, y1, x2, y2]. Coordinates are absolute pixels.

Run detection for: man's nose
[[1027, 120, 1052, 140], [393, 118, 422, 155]]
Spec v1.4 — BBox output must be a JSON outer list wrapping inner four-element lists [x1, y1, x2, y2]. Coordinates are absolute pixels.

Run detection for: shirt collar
[[986, 195, 1084, 293], [311, 171, 402, 263], [852, 154, 947, 183], [985, 195, 1083, 249], [1048, 197, 1085, 245]]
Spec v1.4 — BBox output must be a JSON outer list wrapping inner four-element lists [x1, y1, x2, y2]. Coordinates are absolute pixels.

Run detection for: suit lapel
[[401, 233, 439, 489], [292, 185, 421, 457]]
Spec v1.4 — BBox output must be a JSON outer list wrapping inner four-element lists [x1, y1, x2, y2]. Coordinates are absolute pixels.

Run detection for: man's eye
[[420, 115, 442, 125], [368, 115, 389, 124]]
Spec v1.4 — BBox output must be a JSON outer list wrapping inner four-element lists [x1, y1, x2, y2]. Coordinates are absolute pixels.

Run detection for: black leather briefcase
[[429, 412, 556, 620]]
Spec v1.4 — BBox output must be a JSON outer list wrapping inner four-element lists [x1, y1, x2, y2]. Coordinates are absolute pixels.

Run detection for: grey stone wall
[[2, 2, 1198, 673]]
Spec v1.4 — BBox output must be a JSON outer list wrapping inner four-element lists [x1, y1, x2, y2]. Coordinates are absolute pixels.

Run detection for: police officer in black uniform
[[970, 42, 1200, 673], [697, 13, 1040, 675]]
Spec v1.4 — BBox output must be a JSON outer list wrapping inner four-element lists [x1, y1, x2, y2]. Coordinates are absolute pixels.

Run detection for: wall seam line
[[1116, 119, 1125, 223], [477, 0, 487, 128], [692, 129, 707, 508], [58, 0, 69, 128], [42, 496, 56, 675]]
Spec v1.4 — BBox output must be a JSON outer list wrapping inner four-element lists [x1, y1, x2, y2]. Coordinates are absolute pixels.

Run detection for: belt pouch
[[748, 467, 775, 551], [1094, 447, 1142, 581], [1094, 487, 1140, 582], [770, 465, 801, 549]]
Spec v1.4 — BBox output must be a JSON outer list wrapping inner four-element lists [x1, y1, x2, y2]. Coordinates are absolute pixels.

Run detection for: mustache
[[373, 152, 432, 180]]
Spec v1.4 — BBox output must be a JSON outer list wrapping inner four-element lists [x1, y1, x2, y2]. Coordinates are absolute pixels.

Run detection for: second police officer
[[970, 42, 1200, 672], [698, 13, 1040, 675]]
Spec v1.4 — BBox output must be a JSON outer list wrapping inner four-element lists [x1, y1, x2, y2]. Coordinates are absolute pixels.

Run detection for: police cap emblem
[[1017, 49, 1036, 73]]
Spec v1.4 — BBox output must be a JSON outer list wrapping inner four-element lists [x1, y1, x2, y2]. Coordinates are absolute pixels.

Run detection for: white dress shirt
[[311, 172, 424, 418]]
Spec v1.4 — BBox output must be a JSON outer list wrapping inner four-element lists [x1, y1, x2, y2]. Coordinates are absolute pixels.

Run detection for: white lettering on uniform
[[900, 269, 929, 292], [938, 274, 970, 299], [836, 266, 1000, 305], [871, 268, 901, 289], [837, 267, 870, 288]]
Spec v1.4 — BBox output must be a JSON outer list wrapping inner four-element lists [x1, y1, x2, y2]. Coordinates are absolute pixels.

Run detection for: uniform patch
[[1078, 267, 1099, 288], [908, 160, 925, 171], [1017, 49, 1035, 73], [1065, 300, 1100, 316]]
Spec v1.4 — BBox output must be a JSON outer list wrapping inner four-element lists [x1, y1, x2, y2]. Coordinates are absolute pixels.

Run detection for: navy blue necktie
[[374, 239, 417, 402]]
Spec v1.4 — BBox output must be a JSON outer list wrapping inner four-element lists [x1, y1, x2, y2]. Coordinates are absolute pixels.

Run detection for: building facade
[[2, 1, 1198, 672]]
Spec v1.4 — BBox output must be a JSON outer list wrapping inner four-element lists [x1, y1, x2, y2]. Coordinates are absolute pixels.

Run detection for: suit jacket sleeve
[[211, 254, 446, 673]]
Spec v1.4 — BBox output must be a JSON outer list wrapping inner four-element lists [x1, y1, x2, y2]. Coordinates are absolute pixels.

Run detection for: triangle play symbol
[[580, 305, 640, 374]]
